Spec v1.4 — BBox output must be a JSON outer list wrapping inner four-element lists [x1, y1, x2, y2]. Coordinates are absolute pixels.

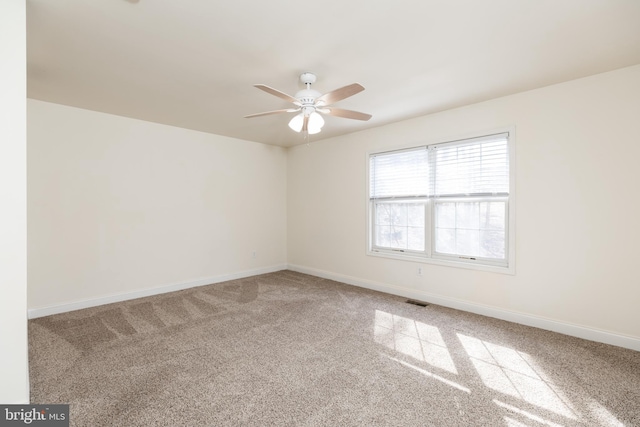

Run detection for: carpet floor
[[29, 270, 640, 426]]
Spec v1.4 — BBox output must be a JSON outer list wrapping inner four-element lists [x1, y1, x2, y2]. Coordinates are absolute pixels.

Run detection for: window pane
[[435, 228, 456, 254], [407, 204, 425, 227], [480, 202, 505, 231], [376, 203, 407, 227], [390, 203, 407, 227], [434, 200, 506, 260], [480, 230, 505, 259], [456, 202, 480, 230], [374, 202, 425, 252], [376, 204, 392, 226], [375, 225, 391, 248], [407, 226, 425, 251], [435, 202, 455, 228], [389, 225, 407, 248], [456, 229, 480, 256]]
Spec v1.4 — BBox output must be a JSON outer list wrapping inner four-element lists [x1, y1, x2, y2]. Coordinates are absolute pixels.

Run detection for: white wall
[[288, 65, 640, 348], [28, 100, 287, 313], [0, 0, 29, 403]]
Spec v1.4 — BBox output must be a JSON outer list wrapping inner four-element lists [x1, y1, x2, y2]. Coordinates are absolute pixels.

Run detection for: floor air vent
[[406, 299, 429, 307]]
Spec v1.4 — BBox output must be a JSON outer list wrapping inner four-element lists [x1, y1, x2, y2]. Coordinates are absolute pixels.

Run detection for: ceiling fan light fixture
[[288, 111, 324, 134], [288, 113, 304, 132], [308, 111, 324, 134]]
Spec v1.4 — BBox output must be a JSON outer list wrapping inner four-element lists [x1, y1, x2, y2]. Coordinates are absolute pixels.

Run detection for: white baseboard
[[27, 264, 287, 319], [288, 264, 640, 352], [27, 263, 640, 352]]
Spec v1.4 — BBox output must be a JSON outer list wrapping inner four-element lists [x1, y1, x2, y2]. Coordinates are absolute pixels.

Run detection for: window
[[369, 132, 513, 271]]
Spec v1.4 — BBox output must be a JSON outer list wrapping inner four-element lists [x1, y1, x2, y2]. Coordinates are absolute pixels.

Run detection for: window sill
[[367, 249, 515, 275]]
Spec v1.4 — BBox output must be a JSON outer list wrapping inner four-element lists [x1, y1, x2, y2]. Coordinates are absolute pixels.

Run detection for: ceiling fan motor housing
[[296, 72, 321, 110], [295, 88, 321, 106]]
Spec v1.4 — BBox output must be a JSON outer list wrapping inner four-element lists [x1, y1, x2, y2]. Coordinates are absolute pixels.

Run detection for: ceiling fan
[[244, 72, 372, 135]]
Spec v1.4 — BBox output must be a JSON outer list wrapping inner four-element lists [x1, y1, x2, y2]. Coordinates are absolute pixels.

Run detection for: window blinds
[[370, 147, 429, 199], [430, 133, 509, 197], [370, 133, 509, 199]]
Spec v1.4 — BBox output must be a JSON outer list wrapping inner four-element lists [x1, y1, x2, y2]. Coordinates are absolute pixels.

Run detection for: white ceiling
[[27, 0, 640, 148]]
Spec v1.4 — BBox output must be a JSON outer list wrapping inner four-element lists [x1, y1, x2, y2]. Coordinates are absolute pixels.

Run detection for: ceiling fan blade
[[302, 115, 309, 133], [316, 83, 365, 106], [323, 107, 372, 121], [244, 108, 299, 118], [254, 84, 300, 105]]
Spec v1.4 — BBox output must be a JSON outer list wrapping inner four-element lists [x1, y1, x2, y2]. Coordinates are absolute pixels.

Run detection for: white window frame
[[367, 128, 516, 274]]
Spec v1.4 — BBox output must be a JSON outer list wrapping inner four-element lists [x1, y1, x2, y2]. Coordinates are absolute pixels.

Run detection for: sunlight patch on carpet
[[382, 354, 470, 393], [588, 400, 625, 427], [374, 309, 457, 374], [495, 399, 565, 427], [459, 334, 576, 419]]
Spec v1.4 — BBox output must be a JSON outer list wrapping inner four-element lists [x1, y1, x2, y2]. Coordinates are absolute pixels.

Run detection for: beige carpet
[[29, 270, 640, 426]]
